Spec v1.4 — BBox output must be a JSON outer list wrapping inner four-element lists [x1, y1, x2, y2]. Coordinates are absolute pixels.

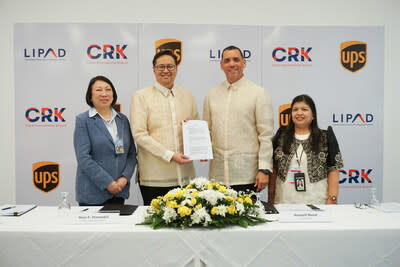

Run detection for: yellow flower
[[244, 197, 253, 205], [211, 206, 218, 215], [226, 205, 237, 215], [166, 200, 178, 208], [191, 198, 197, 205], [177, 206, 192, 217], [206, 183, 213, 189], [194, 204, 202, 210], [218, 186, 227, 193], [150, 198, 160, 213], [174, 189, 185, 199], [237, 197, 244, 203], [191, 191, 198, 198], [186, 184, 193, 189], [163, 193, 172, 202], [225, 196, 234, 202]]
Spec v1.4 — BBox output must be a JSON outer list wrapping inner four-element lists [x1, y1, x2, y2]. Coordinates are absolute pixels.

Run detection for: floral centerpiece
[[138, 177, 268, 229]]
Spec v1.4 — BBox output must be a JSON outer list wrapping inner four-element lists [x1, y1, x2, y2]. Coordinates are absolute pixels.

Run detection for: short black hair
[[152, 50, 178, 67], [221, 45, 244, 60], [85, 75, 117, 107]]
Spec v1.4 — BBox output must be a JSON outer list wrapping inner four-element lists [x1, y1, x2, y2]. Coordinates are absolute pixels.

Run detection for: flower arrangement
[[138, 177, 268, 229]]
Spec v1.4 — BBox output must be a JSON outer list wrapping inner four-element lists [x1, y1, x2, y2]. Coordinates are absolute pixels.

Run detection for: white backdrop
[[14, 23, 383, 205]]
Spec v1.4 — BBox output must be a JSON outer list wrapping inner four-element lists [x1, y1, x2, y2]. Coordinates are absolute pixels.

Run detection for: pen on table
[[2, 206, 16, 210], [81, 208, 89, 212]]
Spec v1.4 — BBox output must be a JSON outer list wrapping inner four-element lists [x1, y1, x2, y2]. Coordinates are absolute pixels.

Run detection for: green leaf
[[239, 218, 248, 228]]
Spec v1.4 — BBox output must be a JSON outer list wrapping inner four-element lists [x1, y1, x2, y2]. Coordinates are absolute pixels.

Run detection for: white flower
[[254, 201, 266, 216], [162, 207, 177, 223], [192, 177, 209, 189], [198, 189, 225, 206], [225, 189, 238, 199], [190, 212, 202, 225], [216, 205, 227, 217], [236, 202, 245, 215], [190, 207, 209, 225], [181, 198, 194, 207]]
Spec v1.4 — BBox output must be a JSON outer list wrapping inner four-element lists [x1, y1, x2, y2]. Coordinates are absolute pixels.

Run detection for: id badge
[[294, 172, 306, 192], [115, 138, 124, 154], [289, 168, 301, 184]]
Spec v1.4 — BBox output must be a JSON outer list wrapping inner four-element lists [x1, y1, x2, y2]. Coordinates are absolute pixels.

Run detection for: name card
[[279, 210, 332, 223], [72, 213, 119, 224]]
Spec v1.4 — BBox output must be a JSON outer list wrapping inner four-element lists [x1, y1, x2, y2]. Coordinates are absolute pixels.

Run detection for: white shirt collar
[[88, 107, 119, 121], [155, 81, 175, 97], [224, 76, 246, 91]]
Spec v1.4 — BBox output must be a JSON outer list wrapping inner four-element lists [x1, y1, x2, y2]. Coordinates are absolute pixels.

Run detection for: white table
[[0, 205, 399, 267]]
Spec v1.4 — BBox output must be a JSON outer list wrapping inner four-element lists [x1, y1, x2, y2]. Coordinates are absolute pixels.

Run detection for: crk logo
[[209, 49, 252, 61], [272, 47, 312, 63], [87, 44, 128, 60], [155, 39, 182, 65], [278, 104, 291, 127], [339, 169, 373, 186], [340, 41, 367, 73], [32, 161, 60, 193], [332, 113, 374, 126], [24, 48, 66, 60], [25, 107, 66, 123]]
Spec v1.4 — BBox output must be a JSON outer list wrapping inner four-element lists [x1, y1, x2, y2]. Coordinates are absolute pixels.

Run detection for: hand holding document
[[182, 120, 213, 160]]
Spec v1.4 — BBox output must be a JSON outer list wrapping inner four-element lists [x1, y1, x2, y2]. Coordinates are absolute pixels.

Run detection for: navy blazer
[[73, 110, 137, 204]]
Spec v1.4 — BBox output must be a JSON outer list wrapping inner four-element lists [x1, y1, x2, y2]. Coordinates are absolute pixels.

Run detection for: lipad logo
[[340, 41, 367, 73], [87, 44, 128, 64], [332, 113, 374, 126], [278, 104, 291, 127], [25, 107, 66, 128], [23, 48, 66, 61], [155, 39, 182, 65], [32, 161, 60, 193], [209, 48, 252, 62]]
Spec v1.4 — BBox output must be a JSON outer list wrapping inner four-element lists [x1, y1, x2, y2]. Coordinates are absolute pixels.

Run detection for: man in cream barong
[[131, 50, 199, 205], [203, 45, 274, 193]]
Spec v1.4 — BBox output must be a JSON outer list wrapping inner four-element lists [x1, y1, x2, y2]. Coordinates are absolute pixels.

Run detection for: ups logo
[[340, 41, 367, 73], [112, 102, 121, 112], [279, 104, 291, 127], [155, 39, 182, 65], [32, 161, 59, 193]]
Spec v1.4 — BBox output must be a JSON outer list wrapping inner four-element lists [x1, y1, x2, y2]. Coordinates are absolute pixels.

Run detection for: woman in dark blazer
[[74, 76, 137, 206]]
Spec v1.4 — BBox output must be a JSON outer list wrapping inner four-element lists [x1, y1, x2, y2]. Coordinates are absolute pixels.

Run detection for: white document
[[182, 120, 213, 160], [378, 202, 400, 213]]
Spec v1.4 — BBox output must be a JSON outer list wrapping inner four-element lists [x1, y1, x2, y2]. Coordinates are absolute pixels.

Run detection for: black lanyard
[[294, 145, 304, 168]]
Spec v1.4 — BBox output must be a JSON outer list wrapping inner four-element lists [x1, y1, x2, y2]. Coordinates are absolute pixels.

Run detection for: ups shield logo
[[340, 41, 367, 73], [32, 161, 59, 193], [279, 104, 291, 127], [155, 39, 182, 65], [112, 102, 121, 112]]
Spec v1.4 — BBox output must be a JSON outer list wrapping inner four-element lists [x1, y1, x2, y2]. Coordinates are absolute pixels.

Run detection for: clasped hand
[[106, 177, 128, 195]]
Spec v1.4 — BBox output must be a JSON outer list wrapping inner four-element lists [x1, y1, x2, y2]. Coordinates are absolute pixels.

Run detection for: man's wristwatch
[[329, 196, 337, 202], [259, 169, 270, 175]]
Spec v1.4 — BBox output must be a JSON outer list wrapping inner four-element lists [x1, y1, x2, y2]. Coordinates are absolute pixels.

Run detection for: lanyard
[[294, 144, 304, 168]]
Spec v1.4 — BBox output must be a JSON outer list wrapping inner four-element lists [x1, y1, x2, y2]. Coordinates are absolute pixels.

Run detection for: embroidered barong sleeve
[[255, 88, 274, 172], [131, 91, 174, 163]]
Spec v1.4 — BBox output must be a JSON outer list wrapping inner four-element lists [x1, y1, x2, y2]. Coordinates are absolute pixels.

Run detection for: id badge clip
[[115, 138, 124, 154]]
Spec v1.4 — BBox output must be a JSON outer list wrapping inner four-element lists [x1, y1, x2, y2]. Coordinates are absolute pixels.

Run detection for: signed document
[[182, 120, 213, 160]]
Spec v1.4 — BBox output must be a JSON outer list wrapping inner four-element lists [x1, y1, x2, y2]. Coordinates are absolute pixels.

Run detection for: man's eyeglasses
[[154, 64, 176, 71]]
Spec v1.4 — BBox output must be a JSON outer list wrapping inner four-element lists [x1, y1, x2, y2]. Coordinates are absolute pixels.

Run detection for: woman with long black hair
[[269, 94, 343, 204]]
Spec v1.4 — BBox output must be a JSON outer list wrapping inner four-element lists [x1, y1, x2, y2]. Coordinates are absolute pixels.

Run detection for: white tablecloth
[[0, 205, 399, 267]]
